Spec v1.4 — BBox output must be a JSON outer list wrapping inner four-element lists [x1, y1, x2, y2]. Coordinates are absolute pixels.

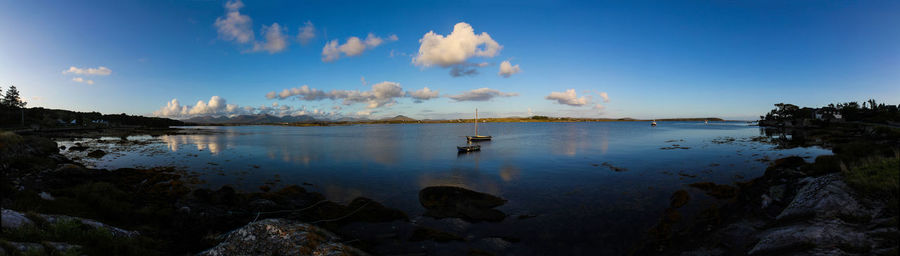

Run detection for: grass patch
[[2, 218, 158, 256], [843, 157, 899, 212]]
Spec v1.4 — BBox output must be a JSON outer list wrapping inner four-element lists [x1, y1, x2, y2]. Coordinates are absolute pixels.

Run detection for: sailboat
[[466, 108, 492, 141], [651, 119, 657, 127]]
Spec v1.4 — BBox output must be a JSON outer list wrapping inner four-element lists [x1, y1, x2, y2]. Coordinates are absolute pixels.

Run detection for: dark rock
[[670, 190, 690, 208], [419, 186, 507, 222], [777, 174, 870, 221], [87, 149, 106, 158], [59, 145, 66, 150], [409, 226, 464, 242], [68, 145, 89, 152], [770, 156, 806, 170], [689, 182, 738, 200], [259, 185, 271, 192], [197, 218, 368, 256]]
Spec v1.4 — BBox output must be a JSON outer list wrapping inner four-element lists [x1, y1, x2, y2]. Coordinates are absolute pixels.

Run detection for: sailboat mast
[[475, 108, 478, 135]]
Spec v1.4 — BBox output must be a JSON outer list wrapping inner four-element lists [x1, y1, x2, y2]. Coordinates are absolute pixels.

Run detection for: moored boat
[[466, 108, 492, 141], [457, 144, 481, 152]]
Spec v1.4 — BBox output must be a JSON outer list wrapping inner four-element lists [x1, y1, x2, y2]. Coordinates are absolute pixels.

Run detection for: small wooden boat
[[457, 144, 481, 152], [466, 108, 492, 141]]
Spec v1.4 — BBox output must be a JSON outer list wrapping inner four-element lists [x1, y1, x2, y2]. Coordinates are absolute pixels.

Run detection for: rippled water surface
[[58, 122, 831, 255]]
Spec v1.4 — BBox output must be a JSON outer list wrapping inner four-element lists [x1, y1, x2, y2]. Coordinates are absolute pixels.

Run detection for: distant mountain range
[[184, 114, 317, 124]]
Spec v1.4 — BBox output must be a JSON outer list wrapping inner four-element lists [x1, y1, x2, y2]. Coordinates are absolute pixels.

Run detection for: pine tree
[[2, 85, 26, 108]]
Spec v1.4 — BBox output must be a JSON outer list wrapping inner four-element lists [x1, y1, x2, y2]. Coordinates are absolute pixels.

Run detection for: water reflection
[[161, 134, 228, 154]]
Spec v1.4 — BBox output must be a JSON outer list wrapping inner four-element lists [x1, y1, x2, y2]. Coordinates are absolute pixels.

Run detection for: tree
[[2, 85, 26, 108]]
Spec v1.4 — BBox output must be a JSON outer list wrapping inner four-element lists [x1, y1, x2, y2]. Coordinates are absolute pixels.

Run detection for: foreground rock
[[198, 218, 367, 256], [1, 208, 139, 238], [419, 186, 507, 222], [637, 155, 899, 255]]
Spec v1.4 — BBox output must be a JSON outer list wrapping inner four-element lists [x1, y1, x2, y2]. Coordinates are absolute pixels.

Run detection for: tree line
[[762, 100, 900, 124], [1, 85, 184, 128]]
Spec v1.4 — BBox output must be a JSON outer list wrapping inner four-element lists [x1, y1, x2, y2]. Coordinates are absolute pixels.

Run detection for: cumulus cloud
[[214, 0, 254, 44], [322, 33, 397, 62], [71, 77, 94, 85], [447, 88, 518, 102], [546, 89, 591, 106], [407, 87, 440, 102], [266, 82, 407, 109], [214, 0, 296, 54], [598, 92, 610, 102], [153, 96, 243, 118], [251, 23, 288, 53], [297, 21, 316, 45], [498, 60, 521, 78], [413, 22, 502, 68], [153, 96, 340, 119], [63, 66, 112, 76]]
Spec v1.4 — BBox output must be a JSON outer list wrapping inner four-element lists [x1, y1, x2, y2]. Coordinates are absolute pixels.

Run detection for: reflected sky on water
[[58, 121, 831, 254]]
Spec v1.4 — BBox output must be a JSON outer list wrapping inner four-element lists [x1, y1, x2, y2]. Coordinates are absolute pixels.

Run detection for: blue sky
[[1, 0, 897, 120]]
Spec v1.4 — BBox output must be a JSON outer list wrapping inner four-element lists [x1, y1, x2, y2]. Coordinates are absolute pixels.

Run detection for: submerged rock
[[198, 218, 368, 256], [409, 226, 464, 242], [689, 182, 738, 200], [419, 186, 507, 222], [87, 149, 107, 158], [670, 190, 690, 208]]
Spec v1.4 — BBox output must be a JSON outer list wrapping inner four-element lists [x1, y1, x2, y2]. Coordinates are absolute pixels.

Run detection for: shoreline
[[2, 122, 896, 255], [632, 122, 899, 255]]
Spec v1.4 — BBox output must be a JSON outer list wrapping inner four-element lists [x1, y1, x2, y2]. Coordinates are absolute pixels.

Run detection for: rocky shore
[[1, 130, 523, 255], [633, 123, 899, 255]]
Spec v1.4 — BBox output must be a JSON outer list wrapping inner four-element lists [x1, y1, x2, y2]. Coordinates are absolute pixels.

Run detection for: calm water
[[59, 122, 830, 255]]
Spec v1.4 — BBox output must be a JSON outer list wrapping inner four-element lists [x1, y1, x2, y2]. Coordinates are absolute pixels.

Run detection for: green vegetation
[[761, 100, 900, 125], [1, 217, 157, 256], [844, 157, 899, 202]]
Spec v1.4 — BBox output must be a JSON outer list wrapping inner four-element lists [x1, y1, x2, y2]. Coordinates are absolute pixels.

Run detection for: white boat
[[651, 120, 657, 127]]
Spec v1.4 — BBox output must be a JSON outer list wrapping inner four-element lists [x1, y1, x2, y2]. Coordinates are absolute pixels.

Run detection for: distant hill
[[382, 115, 416, 122], [184, 114, 316, 124]]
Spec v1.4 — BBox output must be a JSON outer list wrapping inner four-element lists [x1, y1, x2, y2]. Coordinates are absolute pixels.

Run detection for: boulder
[[777, 174, 869, 221], [197, 218, 368, 256], [748, 221, 868, 255], [1, 208, 33, 229], [419, 186, 507, 222]]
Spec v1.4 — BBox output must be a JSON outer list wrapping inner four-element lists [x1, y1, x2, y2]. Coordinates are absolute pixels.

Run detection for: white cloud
[[63, 66, 112, 76], [407, 87, 440, 102], [413, 22, 502, 68], [71, 77, 94, 85], [447, 88, 518, 101], [546, 89, 591, 106], [598, 92, 609, 102], [266, 82, 406, 109], [322, 33, 397, 62], [594, 104, 606, 111], [153, 96, 343, 119], [297, 21, 316, 45], [153, 96, 246, 118], [214, 0, 254, 44], [251, 23, 288, 54], [498, 60, 521, 78]]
